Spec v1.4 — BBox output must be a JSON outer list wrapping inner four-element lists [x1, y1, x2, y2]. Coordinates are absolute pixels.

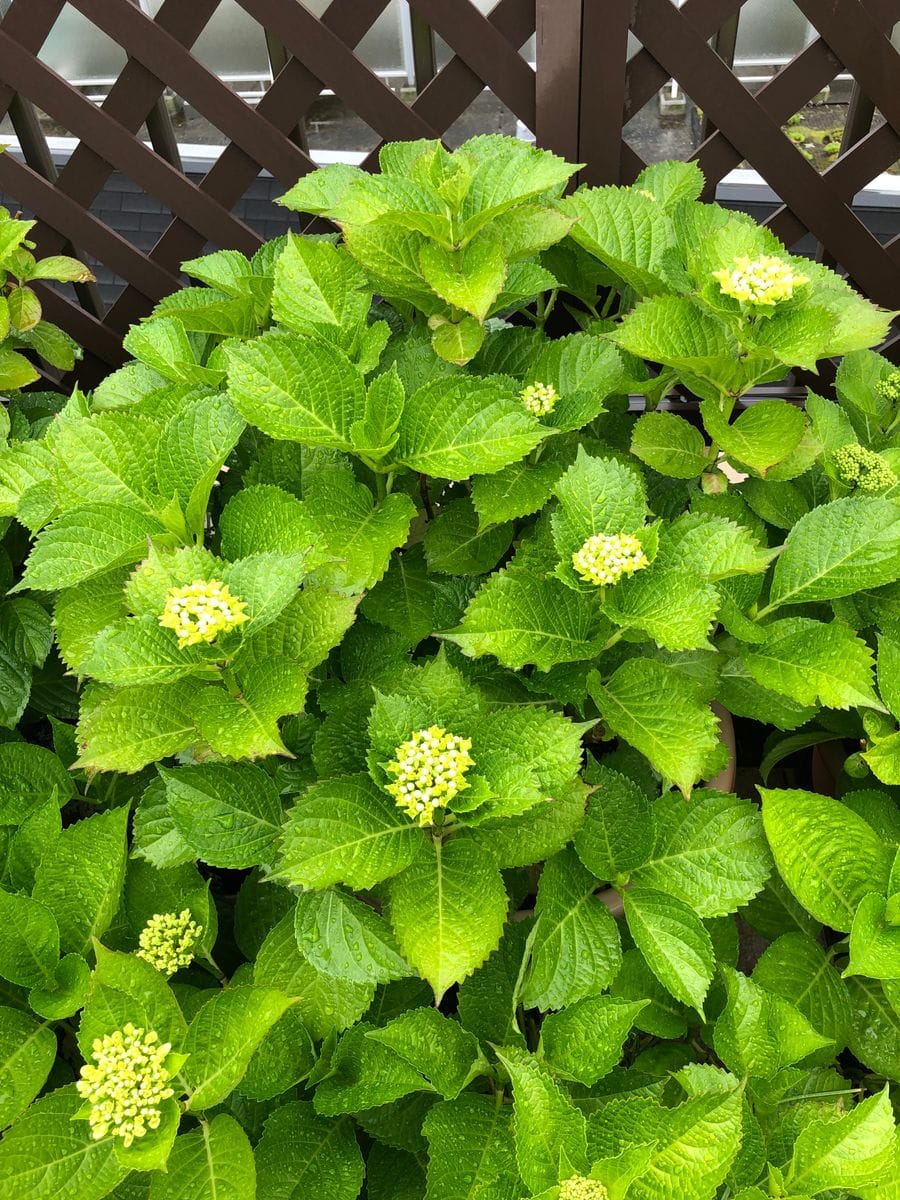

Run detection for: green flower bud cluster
[[385, 725, 474, 825], [76, 1024, 174, 1146], [136, 908, 203, 976], [559, 1176, 609, 1200], [713, 254, 808, 306], [572, 532, 649, 587], [833, 442, 897, 493], [521, 381, 559, 417], [159, 578, 248, 647], [875, 370, 900, 404]]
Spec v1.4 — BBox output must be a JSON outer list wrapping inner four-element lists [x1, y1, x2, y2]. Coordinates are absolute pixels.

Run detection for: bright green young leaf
[[51, 411, 161, 514], [148, 1115, 256, 1200], [33, 804, 129, 956], [154, 393, 245, 534], [787, 1087, 896, 1195], [394, 374, 545, 479], [846, 975, 900, 1081], [631, 790, 771, 918], [623, 887, 715, 1015], [78, 944, 187, 1057], [271, 234, 371, 340], [700, 398, 806, 475], [225, 328, 366, 449], [17, 503, 165, 592], [0, 1007, 55, 1129], [587, 1086, 743, 1200], [422, 1094, 518, 1200], [552, 447, 647, 564], [574, 765, 655, 883], [495, 1044, 587, 1194], [74, 679, 200, 773], [564, 186, 676, 295], [760, 787, 892, 931], [471, 458, 565, 528], [522, 847, 622, 1011], [123, 316, 219, 386], [255, 1100, 364, 1200], [191, 661, 306, 762], [745, 617, 883, 711], [389, 835, 508, 1001], [588, 660, 722, 798], [351, 366, 405, 460], [539, 995, 648, 1085], [0, 889, 59, 988], [294, 887, 413, 985], [160, 761, 282, 869], [276, 773, 420, 891], [182, 985, 293, 1110], [420, 236, 506, 320], [753, 933, 851, 1053], [765, 495, 900, 611], [367, 1007, 486, 1099], [218, 483, 320, 560], [443, 568, 610, 671], [0, 1086, 129, 1200], [846, 892, 900, 979], [28, 954, 91, 1022], [630, 411, 710, 479]]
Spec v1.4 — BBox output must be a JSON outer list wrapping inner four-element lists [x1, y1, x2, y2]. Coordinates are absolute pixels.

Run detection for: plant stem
[[419, 473, 435, 521]]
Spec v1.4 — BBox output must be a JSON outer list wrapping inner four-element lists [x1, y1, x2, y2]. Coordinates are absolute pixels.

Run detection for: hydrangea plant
[[0, 138, 898, 1199]]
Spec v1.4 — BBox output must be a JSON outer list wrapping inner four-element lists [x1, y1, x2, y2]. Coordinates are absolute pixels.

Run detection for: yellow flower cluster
[[385, 725, 474, 825], [572, 533, 648, 588], [875, 370, 900, 404], [76, 1024, 174, 1146], [136, 909, 203, 976], [833, 442, 897, 493], [559, 1177, 609, 1200], [158, 579, 248, 647], [713, 254, 808, 306], [521, 381, 559, 417]]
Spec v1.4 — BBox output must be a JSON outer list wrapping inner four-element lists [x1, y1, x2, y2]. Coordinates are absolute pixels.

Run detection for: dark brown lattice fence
[[0, 0, 899, 384]]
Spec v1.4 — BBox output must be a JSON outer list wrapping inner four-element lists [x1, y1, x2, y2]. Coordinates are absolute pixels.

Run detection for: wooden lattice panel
[[0, 0, 898, 383]]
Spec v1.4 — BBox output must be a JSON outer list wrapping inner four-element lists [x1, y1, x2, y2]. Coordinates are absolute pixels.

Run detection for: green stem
[[375, 471, 387, 502]]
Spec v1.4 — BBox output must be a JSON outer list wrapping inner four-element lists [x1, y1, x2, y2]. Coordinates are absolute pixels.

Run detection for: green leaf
[[539, 995, 648, 1085], [0, 742, 73, 823], [239, 1006, 315, 1100], [713, 965, 829, 1079], [631, 790, 771, 918], [394, 374, 544, 479], [27, 953, 90, 1021], [0, 1007, 55, 1129], [630, 412, 710, 479], [760, 787, 892, 931], [467, 778, 589, 871], [0, 1085, 129, 1199], [148, 1115, 256, 1200], [0, 346, 39, 389], [271, 234, 371, 342], [0, 889, 58, 988], [552, 448, 647, 564], [623, 887, 715, 1015], [225, 329, 366, 449], [304, 462, 416, 595], [766, 496, 900, 610], [359, 544, 436, 644], [588, 660, 722, 798], [54, 568, 129, 674], [78, 945, 187, 1056], [50, 412, 161, 514], [700, 398, 806, 475], [17, 504, 165, 592], [255, 910, 374, 1041], [161, 762, 283, 868], [864, 731, 900, 785], [787, 1087, 895, 1195], [389, 836, 508, 1002], [457, 921, 530, 1050], [83, 617, 216, 687], [846, 892, 900, 979], [350, 366, 404, 460], [587, 1086, 743, 1200], [745, 617, 883, 711], [75, 680, 200, 773], [471, 458, 565, 528], [193, 660, 306, 761], [313, 1021, 431, 1114], [424, 497, 513, 576], [522, 847, 622, 1011], [155, 393, 245, 534], [422, 1093, 518, 1200], [0, 598, 52, 670], [847, 975, 900, 1080], [565, 186, 676, 295], [367, 1007, 486, 1099], [219, 483, 320, 560], [753, 933, 851, 1053], [494, 1044, 587, 1194], [33, 805, 129, 955], [610, 948, 691, 1039], [294, 887, 413, 985], [421, 237, 506, 320], [574, 766, 655, 882], [276, 773, 420, 891], [443, 568, 610, 671], [459, 135, 575, 228], [255, 1100, 364, 1200], [123, 316, 220, 386], [182, 985, 293, 1110]]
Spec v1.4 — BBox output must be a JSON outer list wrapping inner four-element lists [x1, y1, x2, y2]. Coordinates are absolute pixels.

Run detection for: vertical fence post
[[578, 0, 630, 185], [535, 0, 583, 164]]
